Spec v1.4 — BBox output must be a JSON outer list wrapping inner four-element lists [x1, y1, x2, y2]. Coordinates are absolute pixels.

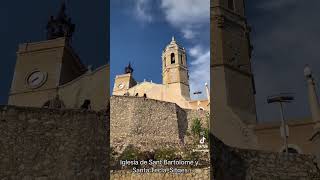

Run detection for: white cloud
[[131, 0, 210, 100], [160, 0, 210, 100], [134, 0, 153, 23], [160, 0, 209, 26], [160, 0, 209, 39], [181, 28, 196, 40], [188, 46, 210, 100]]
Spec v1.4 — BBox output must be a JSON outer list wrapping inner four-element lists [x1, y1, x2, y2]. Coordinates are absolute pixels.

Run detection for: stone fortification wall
[[110, 96, 208, 152], [111, 96, 185, 151], [110, 96, 210, 179], [185, 108, 209, 128], [211, 135, 320, 180], [0, 106, 109, 179]]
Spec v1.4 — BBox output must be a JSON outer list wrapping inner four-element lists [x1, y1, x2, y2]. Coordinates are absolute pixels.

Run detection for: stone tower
[[210, 0, 257, 148], [113, 63, 137, 96], [162, 37, 190, 99], [8, 3, 87, 107]]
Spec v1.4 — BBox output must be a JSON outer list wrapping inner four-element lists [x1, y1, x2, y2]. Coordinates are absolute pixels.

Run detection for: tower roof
[[46, 2, 75, 42], [124, 62, 134, 74], [164, 36, 185, 52]]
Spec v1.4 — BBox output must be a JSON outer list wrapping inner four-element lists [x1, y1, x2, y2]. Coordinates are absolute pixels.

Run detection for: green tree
[[191, 118, 202, 137]]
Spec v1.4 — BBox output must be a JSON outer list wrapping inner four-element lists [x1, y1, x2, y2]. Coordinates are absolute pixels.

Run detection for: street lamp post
[[193, 91, 202, 109], [305, 65, 320, 169], [267, 94, 294, 155], [304, 65, 320, 128], [279, 101, 288, 154]]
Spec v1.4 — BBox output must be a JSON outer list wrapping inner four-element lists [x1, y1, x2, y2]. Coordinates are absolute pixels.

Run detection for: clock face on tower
[[118, 83, 124, 89], [26, 70, 48, 89]]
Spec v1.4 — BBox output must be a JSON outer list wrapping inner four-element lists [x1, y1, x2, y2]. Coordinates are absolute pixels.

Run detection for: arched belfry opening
[[171, 53, 175, 64]]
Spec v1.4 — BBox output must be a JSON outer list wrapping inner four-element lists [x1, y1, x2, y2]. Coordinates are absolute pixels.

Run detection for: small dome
[[124, 62, 134, 74]]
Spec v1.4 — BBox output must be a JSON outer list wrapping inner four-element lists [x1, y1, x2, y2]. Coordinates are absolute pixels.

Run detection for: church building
[[112, 37, 210, 111], [8, 3, 109, 111], [211, 0, 320, 157]]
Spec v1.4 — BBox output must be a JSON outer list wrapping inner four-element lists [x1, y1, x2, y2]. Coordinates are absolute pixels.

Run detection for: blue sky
[[2, 1, 320, 122], [246, 0, 320, 121], [110, 0, 320, 122], [110, 0, 210, 100], [0, 1, 108, 105]]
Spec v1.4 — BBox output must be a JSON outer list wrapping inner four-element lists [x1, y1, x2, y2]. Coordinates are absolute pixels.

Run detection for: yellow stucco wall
[[255, 119, 317, 154], [59, 65, 109, 110], [8, 38, 109, 111], [113, 81, 209, 110]]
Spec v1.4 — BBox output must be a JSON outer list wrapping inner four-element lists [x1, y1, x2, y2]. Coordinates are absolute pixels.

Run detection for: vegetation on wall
[[154, 147, 179, 160], [191, 117, 209, 141], [191, 118, 202, 137], [119, 145, 140, 161]]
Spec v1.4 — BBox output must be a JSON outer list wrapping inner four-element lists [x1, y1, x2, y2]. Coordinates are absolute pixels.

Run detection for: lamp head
[[304, 64, 312, 78]]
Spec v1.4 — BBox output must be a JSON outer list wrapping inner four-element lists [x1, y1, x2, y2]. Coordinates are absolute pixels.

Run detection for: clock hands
[[26, 71, 47, 88], [31, 77, 40, 83]]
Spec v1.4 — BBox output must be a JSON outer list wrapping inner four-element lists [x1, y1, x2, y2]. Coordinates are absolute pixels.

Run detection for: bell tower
[[113, 62, 137, 96], [210, 0, 257, 148], [162, 37, 190, 99], [8, 2, 87, 107]]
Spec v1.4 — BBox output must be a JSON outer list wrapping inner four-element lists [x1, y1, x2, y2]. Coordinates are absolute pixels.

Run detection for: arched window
[[180, 54, 183, 65], [228, 0, 234, 10], [164, 57, 166, 67], [197, 107, 205, 111], [171, 53, 175, 64], [282, 148, 299, 154], [280, 144, 302, 154], [42, 95, 65, 109], [286, 148, 299, 154]]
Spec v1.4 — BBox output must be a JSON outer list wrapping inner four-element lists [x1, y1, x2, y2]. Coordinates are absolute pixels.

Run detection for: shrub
[[154, 148, 177, 160], [191, 118, 202, 137], [185, 151, 201, 161], [119, 145, 140, 161]]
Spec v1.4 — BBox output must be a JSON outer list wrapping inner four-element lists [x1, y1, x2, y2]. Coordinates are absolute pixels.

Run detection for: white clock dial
[[26, 71, 47, 89], [118, 83, 124, 89]]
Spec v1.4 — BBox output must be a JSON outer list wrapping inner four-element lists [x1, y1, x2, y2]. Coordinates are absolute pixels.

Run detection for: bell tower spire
[[162, 37, 190, 99], [46, 1, 75, 42]]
